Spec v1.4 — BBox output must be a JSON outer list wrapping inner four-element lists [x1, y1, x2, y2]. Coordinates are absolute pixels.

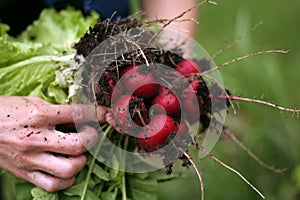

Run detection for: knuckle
[[45, 177, 74, 192], [66, 135, 87, 155], [44, 180, 61, 193], [29, 107, 46, 119], [18, 138, 35, 151], [80, 126, 99, 150], [74, 141, 87, 155], [13, 154, 28, 168], [62, 162, 78, 178], [44, 183, 58, 193]]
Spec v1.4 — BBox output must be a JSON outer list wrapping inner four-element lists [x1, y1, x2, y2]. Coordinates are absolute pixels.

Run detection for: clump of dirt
[[74, 16, 144, 57]]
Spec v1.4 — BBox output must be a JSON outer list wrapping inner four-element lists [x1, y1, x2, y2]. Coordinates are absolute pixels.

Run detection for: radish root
[[210, 21, 264, 59], [195, 144, 265, 199], [223, 129, 287, 174], [220, 95, 300, 116], [202, 49, 289, 76], [178, 147, 205, 200]]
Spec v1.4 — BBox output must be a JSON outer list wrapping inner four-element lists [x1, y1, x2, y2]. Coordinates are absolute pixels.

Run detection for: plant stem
[[81, 125, 114, 200], [122, 175, 127, 200], [121, 136, 129, 200]]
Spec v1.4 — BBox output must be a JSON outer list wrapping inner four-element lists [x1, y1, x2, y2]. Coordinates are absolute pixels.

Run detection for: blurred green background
[[133, 0, 300, 199]]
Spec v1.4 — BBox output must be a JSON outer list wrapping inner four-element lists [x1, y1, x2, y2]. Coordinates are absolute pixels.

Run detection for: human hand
[[0, 96, 109, 192]]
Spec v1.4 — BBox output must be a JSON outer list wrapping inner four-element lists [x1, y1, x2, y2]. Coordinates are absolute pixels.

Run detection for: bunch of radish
[[92, 57, 229, 153]]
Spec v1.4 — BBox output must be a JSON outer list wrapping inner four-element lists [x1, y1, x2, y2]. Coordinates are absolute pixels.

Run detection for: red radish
[[176, 121, 190, 137], [172, 121, 193, 151], [151, 86, 180, 115], [182, 83, 201, 124], [112, 95, 147, 132], [189, 79, 206, 106], [138, 114, 177, 152], [121, 65, 160, 99], [175, 59, 200, 76], [120, 65, 134, 76]]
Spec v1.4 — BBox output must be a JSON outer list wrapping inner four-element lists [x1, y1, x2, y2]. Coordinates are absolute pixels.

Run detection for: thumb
[[96, 105, 110, 123], [105, 112, 126, 134]]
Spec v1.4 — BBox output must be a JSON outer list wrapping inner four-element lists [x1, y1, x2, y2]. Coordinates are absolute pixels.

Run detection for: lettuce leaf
[[0, 8, 98, 104], [0, 55, 74, 103]]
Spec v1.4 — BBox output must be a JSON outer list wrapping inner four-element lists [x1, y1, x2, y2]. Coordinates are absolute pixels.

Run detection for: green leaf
[[85, 189, 101, 200], [109, 155, 121, 180], [93, 164, 111, 181], [126, 174, 158, 200], [31, 187, 59, 200], [63, 182, 100, 200], [0, 8, 98, 102], [0, 30, 54, 68], [15, 183, 35, 200], [47, 83, 68, 104], [149, 169, 180, 182], [0, 55, 71, 98], [17, 8, 98, 53], [101, 191, 117, 200], [63, 182, 84, 196]]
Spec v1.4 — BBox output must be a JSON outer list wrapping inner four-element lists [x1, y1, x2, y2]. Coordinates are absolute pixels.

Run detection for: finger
[[0, 163, 75, 192], [49, 104, 109, 124], [27, 171, 75, 192], [105, 112, 126, 134], [26, 152, 86, 179], [22, 126, 99, 155]]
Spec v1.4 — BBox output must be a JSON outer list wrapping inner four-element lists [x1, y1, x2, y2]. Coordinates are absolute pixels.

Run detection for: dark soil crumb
[[74, 16, 143, 57]]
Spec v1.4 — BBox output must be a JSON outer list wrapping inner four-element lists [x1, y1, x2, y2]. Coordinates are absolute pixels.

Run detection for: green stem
[[121, 136, 129, 200], [81, 125, 114, 200], [122, 175, 127, 200]]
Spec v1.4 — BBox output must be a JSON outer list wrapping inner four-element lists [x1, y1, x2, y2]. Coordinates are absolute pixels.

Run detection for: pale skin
[[142, 0, 198, 38], [0, 96, 114, 192], [0, 0, 198, 192]]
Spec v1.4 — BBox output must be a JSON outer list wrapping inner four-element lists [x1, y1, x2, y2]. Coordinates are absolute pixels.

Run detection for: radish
[[183, 77, 218, 128], [121, 65, 160, 99], [182, 84, 201, 124], [189, 79, 208, 109], [176, 121, 190, 137], [138, 114, 177, 152], [175, 59, 200, 76], [112, 95, 147, 132], [171, 120, 193, 154], [151, 86, 180, 115]]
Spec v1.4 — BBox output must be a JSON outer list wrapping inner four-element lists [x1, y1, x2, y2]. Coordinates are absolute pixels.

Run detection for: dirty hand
[[0, 96, 109, 192]]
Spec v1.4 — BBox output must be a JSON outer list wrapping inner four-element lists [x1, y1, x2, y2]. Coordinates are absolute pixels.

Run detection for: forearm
[[141, 0, 198, 39]]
